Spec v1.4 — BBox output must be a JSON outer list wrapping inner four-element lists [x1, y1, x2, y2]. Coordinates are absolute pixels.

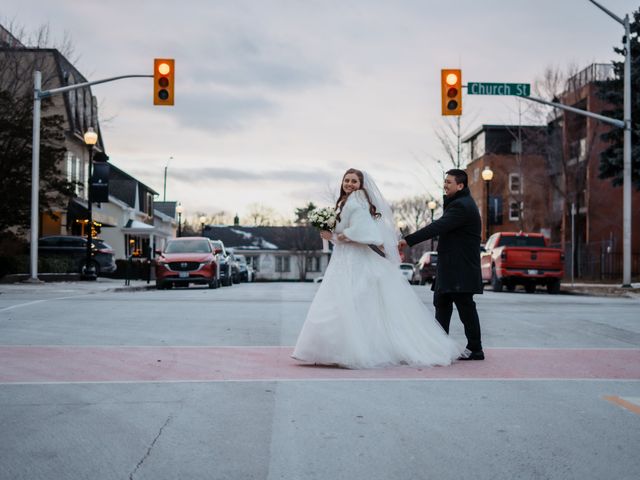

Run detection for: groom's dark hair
[[446, 169, 468, 188]]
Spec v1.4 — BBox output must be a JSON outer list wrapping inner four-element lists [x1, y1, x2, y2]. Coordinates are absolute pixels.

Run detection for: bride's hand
[[337, 233, 350, 242], [320, 230, 333, 241]]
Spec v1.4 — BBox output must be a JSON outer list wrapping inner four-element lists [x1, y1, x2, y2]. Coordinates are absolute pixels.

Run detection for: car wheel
[[547, 279, 561, 294], [156, 281, 165, 290], [525, 283, 536, 293], [491, 267, 503, 292], [208, 278, 218, 289], [506, 283, 516, 292]]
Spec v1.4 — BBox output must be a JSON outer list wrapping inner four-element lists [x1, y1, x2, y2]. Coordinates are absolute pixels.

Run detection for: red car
[[155, 237, 220, 290]]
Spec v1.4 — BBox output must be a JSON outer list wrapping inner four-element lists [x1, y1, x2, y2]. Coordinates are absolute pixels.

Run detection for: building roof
[[462, 124, 546, 144], [204, 225, 323, 251], [155, 201, 177, 218]]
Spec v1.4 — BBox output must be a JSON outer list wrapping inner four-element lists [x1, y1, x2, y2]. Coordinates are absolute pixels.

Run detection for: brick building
[[462, 64, 639, 280]]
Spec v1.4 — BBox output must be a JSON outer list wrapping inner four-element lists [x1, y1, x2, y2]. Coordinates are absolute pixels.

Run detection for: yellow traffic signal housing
[[154, 58, 175, 106], [441, 69, 462, 116]]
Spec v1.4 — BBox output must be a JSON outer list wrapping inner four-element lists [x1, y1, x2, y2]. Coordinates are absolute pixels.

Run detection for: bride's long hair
[[335, 168, 381, 222]]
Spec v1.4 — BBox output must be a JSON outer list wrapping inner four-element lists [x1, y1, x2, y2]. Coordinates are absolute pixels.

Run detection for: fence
[[554, 240, 640, 281]]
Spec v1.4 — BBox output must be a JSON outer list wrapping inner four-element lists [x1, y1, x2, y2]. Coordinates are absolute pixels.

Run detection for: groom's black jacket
[[404, 187, 483, 295]]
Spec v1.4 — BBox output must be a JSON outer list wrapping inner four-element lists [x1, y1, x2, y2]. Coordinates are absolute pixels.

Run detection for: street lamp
[[481, 166, 494, 242], [427, 199, 437, 251], [163, 156, 173, 201], [82, 127, 99, 281], [176, 204, 184, 237], [200, 215, 207, 237]]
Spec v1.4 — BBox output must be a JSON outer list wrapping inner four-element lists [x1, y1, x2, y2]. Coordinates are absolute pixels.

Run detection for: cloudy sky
[[4, 0, 638, 223]]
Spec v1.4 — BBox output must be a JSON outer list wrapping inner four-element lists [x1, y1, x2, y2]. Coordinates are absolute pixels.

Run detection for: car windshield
[[165, 240, 211, 253], [498, 236, 546, 247]]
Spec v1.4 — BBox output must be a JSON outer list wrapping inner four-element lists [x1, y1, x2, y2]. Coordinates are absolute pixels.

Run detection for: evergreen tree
[[294, 202, 317, 225], [597, 8, 640, 190], [0, 90, 75, 232]]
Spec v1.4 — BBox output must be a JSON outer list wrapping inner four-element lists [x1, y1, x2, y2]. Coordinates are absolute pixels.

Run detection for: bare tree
[[246, 203, 278, 226], [526, 63, 603, 277], [0, 24, 82, 235]]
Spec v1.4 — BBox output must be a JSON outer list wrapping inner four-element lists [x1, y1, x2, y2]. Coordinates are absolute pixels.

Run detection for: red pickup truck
[[481, 232, 564, 294]]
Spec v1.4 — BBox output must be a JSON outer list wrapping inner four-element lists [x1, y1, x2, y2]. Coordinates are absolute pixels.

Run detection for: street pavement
[[0, 280, 639, 480]]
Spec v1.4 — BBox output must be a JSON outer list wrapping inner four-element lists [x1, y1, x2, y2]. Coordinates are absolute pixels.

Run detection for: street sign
[[467, 82, 530, 97]]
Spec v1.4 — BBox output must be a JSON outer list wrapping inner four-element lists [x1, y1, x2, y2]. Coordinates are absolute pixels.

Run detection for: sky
[[3, 0, 638, 223]]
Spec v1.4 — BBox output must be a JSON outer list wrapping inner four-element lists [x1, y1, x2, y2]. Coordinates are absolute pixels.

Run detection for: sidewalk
[[0, 276, 155, 294], [560, 281, 640, 298]]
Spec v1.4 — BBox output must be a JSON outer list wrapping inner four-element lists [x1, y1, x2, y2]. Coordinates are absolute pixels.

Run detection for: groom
[[398, 169, 484, 360]]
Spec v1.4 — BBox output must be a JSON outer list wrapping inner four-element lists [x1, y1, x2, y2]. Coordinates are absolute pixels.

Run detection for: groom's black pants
[[433, 292, 482, 352]]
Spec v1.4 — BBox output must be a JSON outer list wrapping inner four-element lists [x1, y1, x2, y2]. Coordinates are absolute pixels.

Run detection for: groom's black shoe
[[458, 350, 485, 361]]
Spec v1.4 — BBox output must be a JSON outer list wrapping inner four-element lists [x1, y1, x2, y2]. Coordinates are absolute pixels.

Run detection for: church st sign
[[467, 82, 530, 97]]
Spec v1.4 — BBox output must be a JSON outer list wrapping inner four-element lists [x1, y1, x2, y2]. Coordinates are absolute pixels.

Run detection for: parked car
[[231, 253, 251, 282], [416, 251, 438, 285], [209, 239, 238, 286], [480, 232, 564, 294], [38, 235, 117, 275], [155, 237, 220, 290], [399, 263, 418, 284]]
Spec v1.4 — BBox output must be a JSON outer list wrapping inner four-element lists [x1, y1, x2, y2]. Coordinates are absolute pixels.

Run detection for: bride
[[292, 168, 464, 369]]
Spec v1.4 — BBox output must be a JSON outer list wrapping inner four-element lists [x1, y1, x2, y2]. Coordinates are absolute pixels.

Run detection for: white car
[[399, 263, 417, 284]]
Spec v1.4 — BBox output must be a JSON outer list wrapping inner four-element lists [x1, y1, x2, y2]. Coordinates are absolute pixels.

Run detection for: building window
[[509, 173, 521, 194], [511, 140, 522, 154], [245, 255, 260, 272], [306, 256, 320, 272], [275, 256, 291, 272], [509, 201, 522, 221]]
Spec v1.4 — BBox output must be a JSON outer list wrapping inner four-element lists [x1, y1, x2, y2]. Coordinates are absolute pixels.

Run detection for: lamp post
[[163, 156, 173, 201], [427, 200, 437, 251], [200, 215, 207, 237], [82, 127, 98, 280], [481, 166, 494, 243], [176, 204, 184, 237]]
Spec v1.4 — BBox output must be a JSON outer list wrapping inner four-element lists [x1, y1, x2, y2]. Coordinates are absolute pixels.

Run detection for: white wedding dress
[[292, 190, 464, 369]]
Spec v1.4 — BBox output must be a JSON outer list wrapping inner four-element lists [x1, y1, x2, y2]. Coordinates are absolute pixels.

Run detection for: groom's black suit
[[403, 187, 483, 352]]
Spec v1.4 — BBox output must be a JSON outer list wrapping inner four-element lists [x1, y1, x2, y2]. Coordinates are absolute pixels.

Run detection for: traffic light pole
[[28, 73, 153, 282], [587, 0, 632, 287], [520, 1, 633, 287]]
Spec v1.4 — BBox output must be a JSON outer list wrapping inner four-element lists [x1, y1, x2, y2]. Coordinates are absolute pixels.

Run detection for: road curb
[[110, 285, 156, 293]]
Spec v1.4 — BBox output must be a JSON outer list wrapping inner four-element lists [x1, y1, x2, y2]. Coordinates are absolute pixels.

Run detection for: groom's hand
[[320, 230, 333, 241], [398, 239, 408, 249]]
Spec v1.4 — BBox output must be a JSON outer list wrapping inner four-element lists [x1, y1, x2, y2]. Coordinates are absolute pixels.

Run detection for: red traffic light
[[441, 69, 462, 116], [154, 58, 175, 106]]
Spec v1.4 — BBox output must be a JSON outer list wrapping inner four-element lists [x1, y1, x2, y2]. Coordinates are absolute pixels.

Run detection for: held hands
[[320, 231, 350, 242], [397, 239, 408, 249], [320, 230, 333, 241]]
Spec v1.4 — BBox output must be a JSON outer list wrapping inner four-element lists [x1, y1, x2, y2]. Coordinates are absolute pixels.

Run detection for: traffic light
[[154, 58, 175, 106], [441, 69, 462, 116]]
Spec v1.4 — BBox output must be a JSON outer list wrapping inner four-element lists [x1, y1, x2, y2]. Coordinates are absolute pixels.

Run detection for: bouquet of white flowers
[[308, 206, 337, 231]]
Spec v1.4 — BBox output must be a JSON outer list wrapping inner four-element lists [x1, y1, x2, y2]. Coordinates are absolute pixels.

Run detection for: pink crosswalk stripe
[[0, 346, 639, 383]]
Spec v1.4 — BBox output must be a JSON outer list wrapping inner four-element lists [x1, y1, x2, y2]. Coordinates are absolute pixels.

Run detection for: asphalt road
[[0, 282, 639, 480]]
